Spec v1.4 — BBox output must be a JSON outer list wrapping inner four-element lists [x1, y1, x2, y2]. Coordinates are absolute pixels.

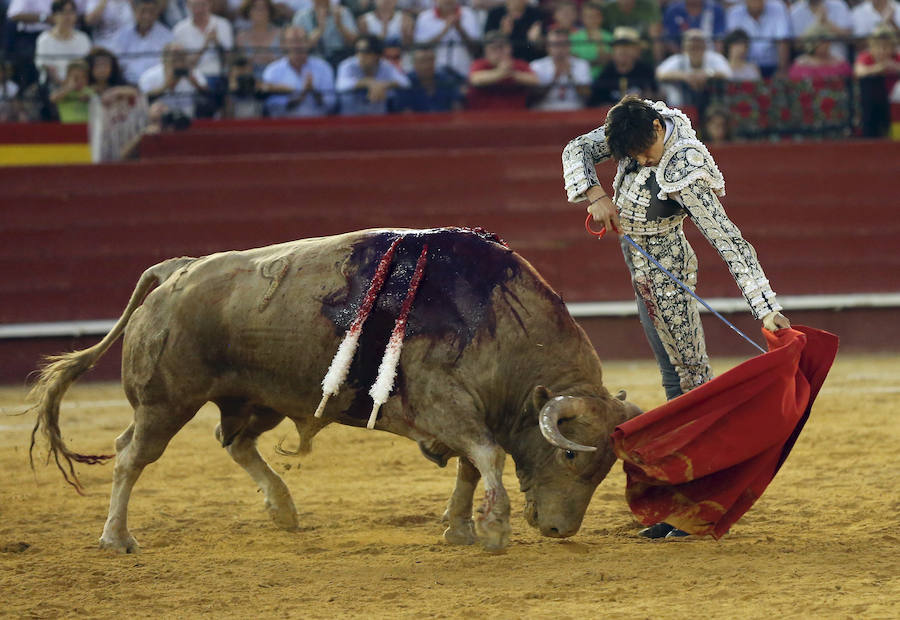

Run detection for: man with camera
[[138, 41, 210, 118]]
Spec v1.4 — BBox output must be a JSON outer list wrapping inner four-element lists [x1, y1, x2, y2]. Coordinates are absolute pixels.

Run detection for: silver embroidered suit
[[562, 101, 782, 393]]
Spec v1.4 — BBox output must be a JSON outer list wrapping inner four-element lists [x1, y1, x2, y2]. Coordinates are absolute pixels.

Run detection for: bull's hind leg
[[441, 457, 480, 546], [99, 403, 199, 553], [466, 444, 511, 552], [215, 403, 298, 531]]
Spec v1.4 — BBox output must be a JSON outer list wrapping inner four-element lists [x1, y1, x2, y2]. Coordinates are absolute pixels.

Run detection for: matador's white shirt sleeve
[[561, 125, 612, 202], [656, 136, 782, 320]]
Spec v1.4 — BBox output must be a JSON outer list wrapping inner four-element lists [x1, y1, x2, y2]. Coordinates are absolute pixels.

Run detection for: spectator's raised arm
[[7, 0, 53, 24]]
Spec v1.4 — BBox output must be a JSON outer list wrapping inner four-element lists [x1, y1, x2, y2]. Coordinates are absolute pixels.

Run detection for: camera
[[235, 74, 256, 97], [173, 67, 189, 79], [160, 109, 192, 131]]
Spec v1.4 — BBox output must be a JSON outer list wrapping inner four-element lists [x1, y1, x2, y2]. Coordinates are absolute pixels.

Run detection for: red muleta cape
[[611, 325, 839, 539]]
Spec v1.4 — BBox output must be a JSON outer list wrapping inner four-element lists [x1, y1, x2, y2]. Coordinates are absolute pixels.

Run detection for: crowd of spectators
[[1, 0, 899, 136]]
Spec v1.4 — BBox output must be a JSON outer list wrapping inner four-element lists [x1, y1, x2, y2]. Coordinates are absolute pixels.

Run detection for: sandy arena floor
[[0, 352, 898, 619]]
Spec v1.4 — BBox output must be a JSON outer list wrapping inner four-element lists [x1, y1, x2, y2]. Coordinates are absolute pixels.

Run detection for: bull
[[28, 227, 641, 553]]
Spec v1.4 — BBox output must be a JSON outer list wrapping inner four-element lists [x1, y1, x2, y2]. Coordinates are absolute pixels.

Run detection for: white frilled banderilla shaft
[[314, 239, 430, 429], [314, 236, 403, 419], [367, 243, 429, 429]]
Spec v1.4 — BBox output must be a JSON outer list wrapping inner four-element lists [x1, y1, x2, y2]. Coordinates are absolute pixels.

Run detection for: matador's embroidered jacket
[[561, 100, 782, 321], [562, 101, 781, 392]]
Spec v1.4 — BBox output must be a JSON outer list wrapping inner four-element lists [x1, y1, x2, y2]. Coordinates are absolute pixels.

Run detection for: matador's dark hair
[[603, 95, 664, 161]]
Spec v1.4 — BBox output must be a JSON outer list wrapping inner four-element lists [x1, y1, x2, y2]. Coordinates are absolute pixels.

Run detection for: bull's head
[[515, 386, 642, 538]]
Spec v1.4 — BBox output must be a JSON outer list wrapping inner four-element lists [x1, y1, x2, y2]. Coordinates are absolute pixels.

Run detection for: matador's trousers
[[620, 225, 713, 400]]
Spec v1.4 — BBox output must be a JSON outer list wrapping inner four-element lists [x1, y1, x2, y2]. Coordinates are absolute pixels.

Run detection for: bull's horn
[[615, 389, 627, 401], [538, 398, 597, 453]]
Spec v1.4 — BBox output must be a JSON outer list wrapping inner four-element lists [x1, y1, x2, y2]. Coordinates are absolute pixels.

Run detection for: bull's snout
[[526, 497, 583, 538], [540, 523, 578, 538]]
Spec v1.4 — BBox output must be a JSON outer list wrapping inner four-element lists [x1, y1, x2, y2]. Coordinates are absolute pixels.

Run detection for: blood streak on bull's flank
[[351, 236, 403, 333], [320, 227, 523, 422]]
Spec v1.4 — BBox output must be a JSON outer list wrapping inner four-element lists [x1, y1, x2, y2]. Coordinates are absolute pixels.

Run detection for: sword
[[585, 214, 766, 354]]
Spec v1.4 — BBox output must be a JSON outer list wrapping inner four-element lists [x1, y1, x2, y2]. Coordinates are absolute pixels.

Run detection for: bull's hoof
[[98, 534, 140, 554], [265, 500, 299, 531], [475, 517, 511, 552], [443, 520, 477, 546], [268, 507, 299, 531], [264, 485, 300, 531], [479, 537, 509, 554]]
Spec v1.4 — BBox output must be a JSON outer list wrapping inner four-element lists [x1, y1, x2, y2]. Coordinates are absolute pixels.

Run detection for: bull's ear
[[531, 385, 552, 412], [615, 389, 627, 401]]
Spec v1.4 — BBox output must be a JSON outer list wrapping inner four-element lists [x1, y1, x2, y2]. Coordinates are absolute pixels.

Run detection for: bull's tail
[[27, 256, 196, 493]]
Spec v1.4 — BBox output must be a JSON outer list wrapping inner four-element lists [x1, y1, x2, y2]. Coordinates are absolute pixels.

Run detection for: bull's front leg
[[466, 444, 511, 552], [441, 457, 480, 546]]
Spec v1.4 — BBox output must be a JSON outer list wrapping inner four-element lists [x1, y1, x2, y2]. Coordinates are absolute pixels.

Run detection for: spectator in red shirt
[[854, 23, 900, 136], [467, 30, 539, 110], [788, 26, 852, 81], [483, 0, 545, 61]]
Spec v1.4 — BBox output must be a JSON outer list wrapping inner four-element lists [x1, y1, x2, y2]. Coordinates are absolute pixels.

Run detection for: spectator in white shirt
[[6, 0, 55, 87], [84, 0, 134, 50], [413, 0, 480, 79], [292, 0, 358, 65], [657, 28, 731, 107], [138, 40, 209, 116], [851, 0, 900, 39], [358, 0, 414, 49], [7, 0, 53, 32], [6, 0, 53, 42], [260, 26, 336, 116], [726, 0, 792, 77], [113, 0, 173, 84], [35, 0, 92, 85], [790, 0, 852, 61], [529, 27, 591, 111], [277, 0, 337, 18], [172, 0, 234, 77]]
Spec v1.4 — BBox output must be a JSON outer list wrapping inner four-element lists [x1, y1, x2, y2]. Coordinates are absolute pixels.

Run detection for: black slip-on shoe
[[637, 522, 675, 539], [665, 527, 690, 539]]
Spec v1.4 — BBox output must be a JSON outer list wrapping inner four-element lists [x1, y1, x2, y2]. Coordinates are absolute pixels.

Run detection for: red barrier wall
[[2, 113, 898, 383], [137, 109, 662, 157]]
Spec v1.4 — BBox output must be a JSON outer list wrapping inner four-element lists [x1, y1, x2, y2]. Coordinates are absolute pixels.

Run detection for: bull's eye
[[564, 450, 576, 460]]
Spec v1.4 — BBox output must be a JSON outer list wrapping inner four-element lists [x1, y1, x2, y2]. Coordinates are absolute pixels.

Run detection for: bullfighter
[[562, 95, 791, 538]]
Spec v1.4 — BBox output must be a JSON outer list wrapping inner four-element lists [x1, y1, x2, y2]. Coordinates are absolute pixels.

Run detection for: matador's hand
[[762, 311, 791, 332], [587, 194, 621, 236]]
